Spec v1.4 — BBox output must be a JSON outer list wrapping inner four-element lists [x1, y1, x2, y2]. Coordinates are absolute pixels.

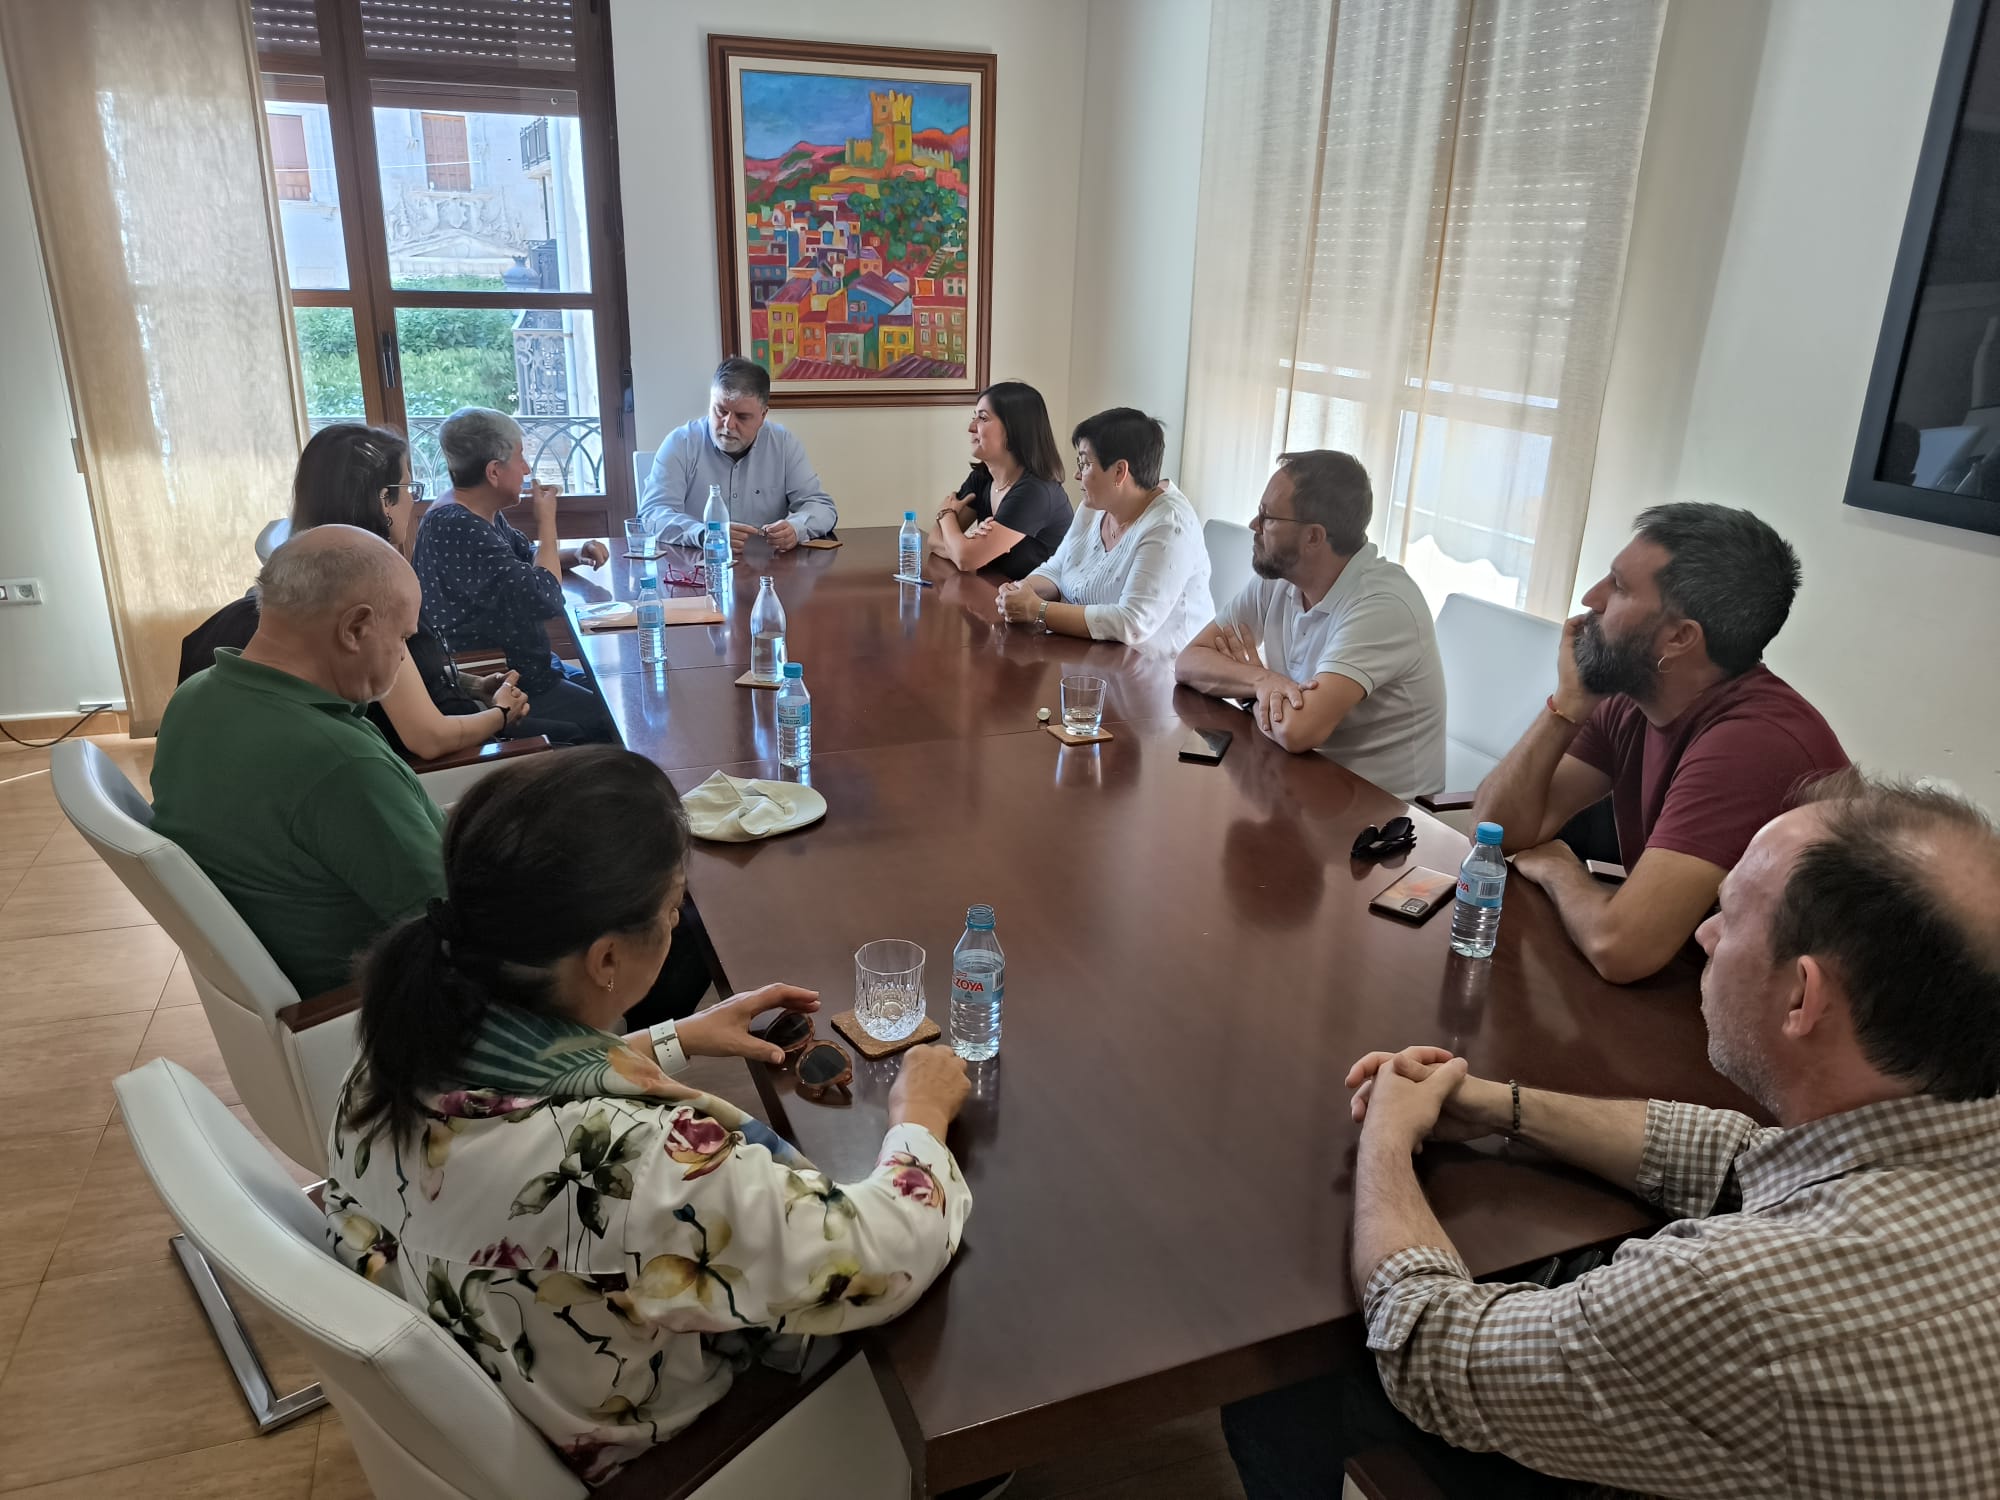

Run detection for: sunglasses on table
[[755, 1012, 854, 1102], [1351, 815, 1417, 859]]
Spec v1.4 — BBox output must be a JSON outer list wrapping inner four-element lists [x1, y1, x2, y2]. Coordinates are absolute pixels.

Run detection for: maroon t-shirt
[[1568, 665, 1848, 872]]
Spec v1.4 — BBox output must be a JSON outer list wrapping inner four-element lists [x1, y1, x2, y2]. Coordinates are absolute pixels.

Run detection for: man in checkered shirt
[[1226, 769, 2000, 1498]]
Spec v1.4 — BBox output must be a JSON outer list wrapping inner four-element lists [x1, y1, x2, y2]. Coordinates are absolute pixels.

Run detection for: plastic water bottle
[[703, 520, 730, 607], [750, 577, 786, 682], [898, 510, 923, 579], [951, 904, 1005, 1060], [1449, 821, 1508, 959], [702, 482, 730, 533], [636, 576, 665, 666], [776, 661, 811, 767]]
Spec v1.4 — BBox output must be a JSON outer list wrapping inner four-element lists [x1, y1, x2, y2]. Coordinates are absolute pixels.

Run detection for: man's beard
[[712, 427, 749, 455], [1573, 613, 1661, 699], [1250, 533, 1299, 581]]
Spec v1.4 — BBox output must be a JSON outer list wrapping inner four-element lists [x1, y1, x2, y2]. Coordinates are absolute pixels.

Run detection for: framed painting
[[707, 34, 996, 407]]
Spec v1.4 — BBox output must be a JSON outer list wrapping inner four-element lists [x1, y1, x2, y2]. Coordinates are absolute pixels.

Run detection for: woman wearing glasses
[[178, 423, 565, 757], [997, 407, 1211, 655]]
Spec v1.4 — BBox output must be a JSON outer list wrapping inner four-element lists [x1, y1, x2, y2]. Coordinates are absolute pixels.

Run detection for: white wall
[[1066, 0, 1212, 480], [611, 0, 1087, 528], [0, 58, 125, 720], [1583, 0, 2000, 804]]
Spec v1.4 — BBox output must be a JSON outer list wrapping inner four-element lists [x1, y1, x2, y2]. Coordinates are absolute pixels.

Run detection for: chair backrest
[[1433, 593, 1563, 791], [51, 740, 334, 1168], [631, 447, 651, 504], [1202, 518, 1252, 618], [256, 517, 291, 562], [117, 1060, 587, 1500]]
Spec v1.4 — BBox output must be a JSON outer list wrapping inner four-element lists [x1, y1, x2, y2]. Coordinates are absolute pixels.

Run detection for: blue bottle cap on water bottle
[[783, 662, 803, 678], [904, 510, 916, 520], [1474, 821, 1504, 845]]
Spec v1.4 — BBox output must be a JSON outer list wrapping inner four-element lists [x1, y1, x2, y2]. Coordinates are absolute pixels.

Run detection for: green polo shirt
[[151, 649, 446, 996]]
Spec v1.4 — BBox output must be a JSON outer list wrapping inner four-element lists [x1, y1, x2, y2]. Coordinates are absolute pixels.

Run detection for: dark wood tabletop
[[568, 530, 1747, 1493]]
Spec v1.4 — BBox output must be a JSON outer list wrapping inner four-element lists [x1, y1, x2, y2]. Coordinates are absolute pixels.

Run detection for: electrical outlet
[[0, 579, 44, 606]]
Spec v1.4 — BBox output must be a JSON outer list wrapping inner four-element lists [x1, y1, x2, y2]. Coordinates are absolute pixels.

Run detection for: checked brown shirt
[[1364, 1094, 2000, 1498]]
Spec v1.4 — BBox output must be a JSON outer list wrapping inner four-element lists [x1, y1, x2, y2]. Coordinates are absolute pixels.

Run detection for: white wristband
[[647, 1019, 689, 1076]]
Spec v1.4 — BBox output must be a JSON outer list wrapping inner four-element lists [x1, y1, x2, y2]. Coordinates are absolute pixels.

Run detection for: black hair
[[1632, 502, 1801, 675], [713, 355, 772, 406], [1276, 450, 1372, 556], [344, 747, 691, 1142], [1071, 407, 1166, 489], [1771, 770, 2000, 1101], [976, 381, 1066, 484], [290, 424, 409, 541]]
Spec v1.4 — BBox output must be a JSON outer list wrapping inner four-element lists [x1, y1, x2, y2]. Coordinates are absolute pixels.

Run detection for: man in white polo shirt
[[1175, 450, 1446, 801]]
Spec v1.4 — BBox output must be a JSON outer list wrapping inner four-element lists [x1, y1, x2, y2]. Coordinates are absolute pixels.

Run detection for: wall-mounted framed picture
[[706, 34, 996, 408], [1847, 0, 2000, 535]]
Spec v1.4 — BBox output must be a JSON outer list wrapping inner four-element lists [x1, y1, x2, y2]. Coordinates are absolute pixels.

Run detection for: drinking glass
[[1061, 674, 1107, 736], [855, 939, 926, 1043], [624, 516, 660, 559]]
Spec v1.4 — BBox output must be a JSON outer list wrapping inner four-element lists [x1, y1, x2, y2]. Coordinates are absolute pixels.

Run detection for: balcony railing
[[520, 116, 551, 173], [307, 413, 605, 497]]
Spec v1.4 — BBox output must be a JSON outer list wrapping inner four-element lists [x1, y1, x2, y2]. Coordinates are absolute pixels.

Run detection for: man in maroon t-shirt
[[1473, 503, 1847, 983]]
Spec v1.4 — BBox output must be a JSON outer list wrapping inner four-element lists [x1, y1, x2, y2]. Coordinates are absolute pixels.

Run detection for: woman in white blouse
[[325, 748, 971, 1484], [997, 407, 1212, 655]]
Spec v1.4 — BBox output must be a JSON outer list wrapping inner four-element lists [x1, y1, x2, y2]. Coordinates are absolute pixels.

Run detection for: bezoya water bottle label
[[778, 703, 810, 727], [1457, 873, 1506, 909]]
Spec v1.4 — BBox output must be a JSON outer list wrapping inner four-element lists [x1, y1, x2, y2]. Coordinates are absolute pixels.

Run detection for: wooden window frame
[[261, 0, 636, 537]]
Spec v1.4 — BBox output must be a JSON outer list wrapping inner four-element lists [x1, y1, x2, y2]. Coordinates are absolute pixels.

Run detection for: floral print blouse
[[322, 1007, 970, 1484]]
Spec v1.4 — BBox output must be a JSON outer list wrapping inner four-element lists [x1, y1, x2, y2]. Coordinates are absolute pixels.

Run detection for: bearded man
[[1472, 502, 1848, 982]]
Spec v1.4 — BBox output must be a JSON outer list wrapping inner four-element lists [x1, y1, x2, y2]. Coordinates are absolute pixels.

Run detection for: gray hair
[[254, 524, 410, 617], [440, 407, 524, 490], [711, 355, 771, 406]]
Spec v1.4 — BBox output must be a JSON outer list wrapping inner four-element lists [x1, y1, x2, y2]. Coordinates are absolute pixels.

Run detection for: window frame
[[260, 0, 636, 533]]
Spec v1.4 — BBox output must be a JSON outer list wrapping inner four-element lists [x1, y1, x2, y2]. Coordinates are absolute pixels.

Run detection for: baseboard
[[0, 707, 131, 744]]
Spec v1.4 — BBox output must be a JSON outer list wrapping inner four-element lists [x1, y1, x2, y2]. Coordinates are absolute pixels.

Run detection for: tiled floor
[[0, 734, 1245, 1499]]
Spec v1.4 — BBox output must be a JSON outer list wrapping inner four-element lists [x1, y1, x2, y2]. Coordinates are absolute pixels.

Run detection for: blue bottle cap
[[783, 662, 803, 678], [904, 510, 917, 520], [1474, 821, 1504, 845]]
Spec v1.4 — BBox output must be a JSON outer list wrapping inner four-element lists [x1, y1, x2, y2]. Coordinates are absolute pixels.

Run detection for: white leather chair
[[1428, 592, 1562, 801], [117, 1060, 913, 1498], [631, 446, 652, 504], [255, 517, 291, 563], [1203, 517, 1253, 618]]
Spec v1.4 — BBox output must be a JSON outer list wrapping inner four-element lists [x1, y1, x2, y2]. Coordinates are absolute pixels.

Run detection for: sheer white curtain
[[1182, 0, 1665, 619]]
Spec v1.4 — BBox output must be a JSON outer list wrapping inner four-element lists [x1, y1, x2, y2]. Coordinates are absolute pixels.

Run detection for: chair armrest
[[1415, 791, 1476, 813], [1344, 1447, 1447, 1500], [407, 735, 552, 775], [277, 981, 361, 1034]]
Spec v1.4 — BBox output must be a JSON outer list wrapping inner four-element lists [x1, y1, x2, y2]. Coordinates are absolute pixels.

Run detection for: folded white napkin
[[683, 772, 827, 842]]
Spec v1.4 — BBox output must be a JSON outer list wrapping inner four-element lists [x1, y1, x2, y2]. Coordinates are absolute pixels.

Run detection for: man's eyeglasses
[[1250, 509, 1309, 528], [387, 481, 428, 504], [1351, 815, 1417, 860]]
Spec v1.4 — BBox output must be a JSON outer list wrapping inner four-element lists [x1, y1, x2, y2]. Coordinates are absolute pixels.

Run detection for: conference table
[[564, 528, 1748, 1494]]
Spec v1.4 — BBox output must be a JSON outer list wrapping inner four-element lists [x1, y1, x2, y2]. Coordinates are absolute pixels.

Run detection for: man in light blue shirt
[[639, 356, 838, 554]]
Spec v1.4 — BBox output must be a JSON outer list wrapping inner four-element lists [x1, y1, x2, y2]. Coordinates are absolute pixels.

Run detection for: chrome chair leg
[[170, 1233, 327, 1431]]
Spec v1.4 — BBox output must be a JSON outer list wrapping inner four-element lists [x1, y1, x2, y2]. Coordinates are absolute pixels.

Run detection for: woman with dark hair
[[927, 380, 1075, 579], [178, 423, 560, 758], [325, 748, 972, 1484]]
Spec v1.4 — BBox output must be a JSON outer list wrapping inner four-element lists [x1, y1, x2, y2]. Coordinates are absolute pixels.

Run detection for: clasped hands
[[1346, 1045, 1513, 1155], [1207, 624, 1317, 734]]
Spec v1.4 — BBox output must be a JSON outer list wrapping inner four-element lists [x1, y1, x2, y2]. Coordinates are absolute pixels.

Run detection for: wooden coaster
[[1044, 721, 1113, 746], [734, 670, 784, 690], [831, 1009, 940, 1059], [801, 537, 844, 550]]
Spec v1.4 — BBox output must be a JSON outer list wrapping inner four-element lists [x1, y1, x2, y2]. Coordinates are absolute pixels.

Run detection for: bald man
[[153, 526, 445, 996]]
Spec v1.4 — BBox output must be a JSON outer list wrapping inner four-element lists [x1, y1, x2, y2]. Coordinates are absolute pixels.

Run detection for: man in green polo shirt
[[153, 526, 444, 996]]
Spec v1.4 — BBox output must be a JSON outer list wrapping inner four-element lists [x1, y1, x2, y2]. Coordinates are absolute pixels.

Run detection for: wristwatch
[[647, 1018, 689, 1076], [1036, 597, 1051, 627]]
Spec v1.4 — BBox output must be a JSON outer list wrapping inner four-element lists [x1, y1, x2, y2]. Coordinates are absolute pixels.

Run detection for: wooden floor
[[0, 733, 1246, 1499]]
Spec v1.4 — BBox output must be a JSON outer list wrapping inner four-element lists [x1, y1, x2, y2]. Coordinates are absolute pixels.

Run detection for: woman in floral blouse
[[323, 747, 972, 1483]]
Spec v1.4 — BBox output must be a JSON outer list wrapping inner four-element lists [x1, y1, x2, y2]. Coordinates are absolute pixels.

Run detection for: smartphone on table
[[1178, 727, 1233, 763]]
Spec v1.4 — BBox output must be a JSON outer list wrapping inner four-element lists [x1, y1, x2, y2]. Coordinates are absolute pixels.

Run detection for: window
[[253, 0, 634, 528], [268, 111, 311, 199]]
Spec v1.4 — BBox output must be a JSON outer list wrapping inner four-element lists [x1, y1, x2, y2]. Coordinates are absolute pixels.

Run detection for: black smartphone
[[1178, 727, 1233, 763]]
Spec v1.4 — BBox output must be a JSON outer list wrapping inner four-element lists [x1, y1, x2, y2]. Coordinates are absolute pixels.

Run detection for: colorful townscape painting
[[708, 37, 994, 405]]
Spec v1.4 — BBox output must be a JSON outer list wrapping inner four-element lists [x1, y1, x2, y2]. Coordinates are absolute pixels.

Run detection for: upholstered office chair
[[255, 517, 291, 562], [1202, 517, 1253, 618], [1420, 594, 1562, 823], [631, 446, 652, 502], [118, 1060, 914, 1498]]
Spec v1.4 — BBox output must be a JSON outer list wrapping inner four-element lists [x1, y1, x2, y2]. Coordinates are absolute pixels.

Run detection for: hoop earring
[[1656, 655, 1669, 674]]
